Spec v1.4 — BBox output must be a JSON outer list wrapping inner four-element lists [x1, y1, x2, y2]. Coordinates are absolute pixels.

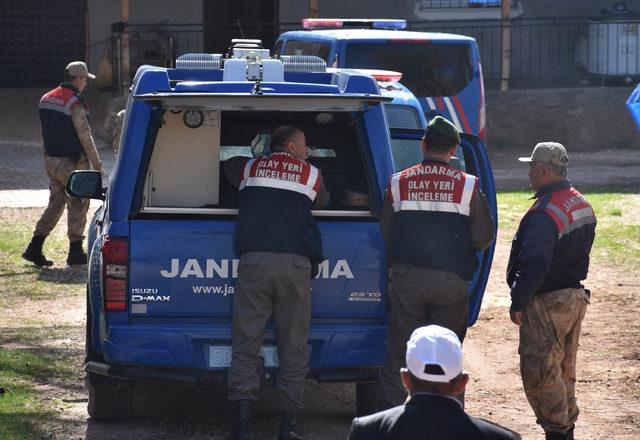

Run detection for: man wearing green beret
[[377, 116, 495, 409]]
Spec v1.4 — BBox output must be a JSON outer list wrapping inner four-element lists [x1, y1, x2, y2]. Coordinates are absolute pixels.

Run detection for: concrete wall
[[86, 0, 203, 73], [486, 86, 639, 151], [279, 0, 640, 22]]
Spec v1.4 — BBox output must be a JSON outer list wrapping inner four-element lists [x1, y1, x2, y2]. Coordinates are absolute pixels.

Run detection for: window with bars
[[420, 0, 501, 8]]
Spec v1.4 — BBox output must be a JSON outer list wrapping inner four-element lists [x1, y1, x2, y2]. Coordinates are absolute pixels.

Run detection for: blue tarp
[[626, 83, 640, 131]]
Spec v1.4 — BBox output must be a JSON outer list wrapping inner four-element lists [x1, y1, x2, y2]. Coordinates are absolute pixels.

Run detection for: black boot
[[22, 235, 53, 267], [67, 240, 87, 265], [566, 425, 575, 440], [278, 410, 304, 440], [545, 430, 568, 440], [230, 400, 251, 440]]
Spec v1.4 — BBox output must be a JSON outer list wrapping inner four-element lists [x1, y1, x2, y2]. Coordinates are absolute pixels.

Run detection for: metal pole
[[309, 0, 318, 18], [501, 0, 511, 91], [121, 0, 130, 87]]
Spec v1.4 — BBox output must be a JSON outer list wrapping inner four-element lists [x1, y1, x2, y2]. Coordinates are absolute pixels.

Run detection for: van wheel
[[356, 382, 378, 417], [87, 373, 133, 421]]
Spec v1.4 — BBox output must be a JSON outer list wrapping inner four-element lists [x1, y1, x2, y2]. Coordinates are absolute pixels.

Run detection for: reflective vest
[[235, 152, 323, 266], [387, 160, 479, 280], [508, 185, 597, 294], [38, 84, 86, 159], [526, 186, 596, 239]]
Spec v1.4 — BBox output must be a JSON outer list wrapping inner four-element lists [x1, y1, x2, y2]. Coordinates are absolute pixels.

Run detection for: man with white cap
[[508, 142, 596, 440], [23, 61, 105, 267], [348, 325, 519, 439]]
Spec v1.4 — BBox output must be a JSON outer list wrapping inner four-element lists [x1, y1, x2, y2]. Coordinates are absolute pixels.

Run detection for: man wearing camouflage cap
[[507, 142, 596, 440], [23, 61, 105, 267], [377, 116, 495, 409]]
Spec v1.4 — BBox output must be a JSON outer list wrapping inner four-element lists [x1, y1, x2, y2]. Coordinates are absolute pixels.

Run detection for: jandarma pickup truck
[[67, 40, 497, 421]]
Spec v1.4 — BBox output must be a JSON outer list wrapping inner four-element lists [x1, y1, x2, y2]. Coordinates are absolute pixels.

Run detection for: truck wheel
[[87, 374, 133, 421], [356, 382, 379, 417]]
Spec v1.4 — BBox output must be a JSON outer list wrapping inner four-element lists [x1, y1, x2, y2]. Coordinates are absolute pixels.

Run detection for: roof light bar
[[302, 18, 407, 30], [280, 55, 327, 73], [176, 53, 222, 69]]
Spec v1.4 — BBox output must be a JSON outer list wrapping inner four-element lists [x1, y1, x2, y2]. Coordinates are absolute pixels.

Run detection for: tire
[[356, 382, 379, 417], [85, 288, 104, 363], [87, 373, 133, 421]]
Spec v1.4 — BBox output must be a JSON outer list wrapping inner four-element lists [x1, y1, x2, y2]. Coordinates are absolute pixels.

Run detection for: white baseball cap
[[405, 325, 463, 383]]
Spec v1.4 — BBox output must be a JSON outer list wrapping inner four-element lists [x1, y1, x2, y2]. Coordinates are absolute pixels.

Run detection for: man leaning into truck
[[23, 61, 105, 267], [223, 126, 330, 440], [377, 116, 495, 410]]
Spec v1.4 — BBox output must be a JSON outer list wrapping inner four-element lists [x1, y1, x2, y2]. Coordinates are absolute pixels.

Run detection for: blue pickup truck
[[67, 41, 497, 421]]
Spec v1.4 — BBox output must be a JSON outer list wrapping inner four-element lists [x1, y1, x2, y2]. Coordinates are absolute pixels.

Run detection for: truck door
[[388, 128, 497, 325]]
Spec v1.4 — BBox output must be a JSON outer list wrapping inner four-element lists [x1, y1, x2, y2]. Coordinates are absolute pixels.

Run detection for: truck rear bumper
[[96, 323, 387, 381], [85, 360, 380, 386]]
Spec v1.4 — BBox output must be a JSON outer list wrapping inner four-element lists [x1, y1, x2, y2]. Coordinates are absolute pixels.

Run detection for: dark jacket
[[38, 83, 86, 160], [226, 153, 330, 271], [379, 159, 495, 280], [507, 181, 596, 312], [347, 394, 520, 440]]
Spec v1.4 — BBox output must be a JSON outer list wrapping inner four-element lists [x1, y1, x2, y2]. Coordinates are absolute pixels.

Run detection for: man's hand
[[510, 309, 522, 326]]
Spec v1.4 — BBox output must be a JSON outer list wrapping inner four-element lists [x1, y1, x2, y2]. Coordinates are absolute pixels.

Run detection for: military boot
[[277, 410, 304, 440], [545, 430, 569, 440], [22, 235, 53, 267], [230, 399, 251, 440], [66, 240, 88, 265]]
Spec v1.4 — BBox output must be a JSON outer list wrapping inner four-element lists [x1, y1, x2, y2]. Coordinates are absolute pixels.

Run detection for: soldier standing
[[508, 143, 596, 440], [377, 116, 495, 409], [22, 61, 105, 267], [224, 126, 330, 440]]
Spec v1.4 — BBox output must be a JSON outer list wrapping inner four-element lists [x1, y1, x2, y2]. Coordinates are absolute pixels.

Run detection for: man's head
[[271, 126, 307, 160], [64, 61, 95, 93], [400, 325, 469, 397], [518, 142, 568, 191], [421, 116, 460, 161]]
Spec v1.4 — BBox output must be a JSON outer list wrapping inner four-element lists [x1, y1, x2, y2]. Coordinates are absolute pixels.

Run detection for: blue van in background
[[68, 42, 496, 421], [275, 19, 487, 141]]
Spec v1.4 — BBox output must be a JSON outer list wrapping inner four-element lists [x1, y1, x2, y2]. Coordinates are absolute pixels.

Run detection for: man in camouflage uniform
[[23, 61, 105, 267], [507, 143, 596, 440]]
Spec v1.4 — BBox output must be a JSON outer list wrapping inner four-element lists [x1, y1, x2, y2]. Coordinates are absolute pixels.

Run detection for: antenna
[[236, 19, 245, 38]]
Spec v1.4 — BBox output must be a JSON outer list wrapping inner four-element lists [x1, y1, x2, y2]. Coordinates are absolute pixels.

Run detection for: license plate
[[209, 345, 279, 368]]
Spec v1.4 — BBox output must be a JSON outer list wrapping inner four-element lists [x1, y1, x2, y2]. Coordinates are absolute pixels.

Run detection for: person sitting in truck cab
[[224, 126, 329, 440]]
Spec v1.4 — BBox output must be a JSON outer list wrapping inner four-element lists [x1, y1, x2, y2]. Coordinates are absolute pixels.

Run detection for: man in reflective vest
[[507, 142, 596, 440], [377, 116, 495, 409], [224, 126, 329, 440], [23, 61, 105, 267]]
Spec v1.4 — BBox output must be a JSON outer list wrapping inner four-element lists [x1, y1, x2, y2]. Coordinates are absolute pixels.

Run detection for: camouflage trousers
[[519, 287, 589, 434], [34, 156, 90, 242]]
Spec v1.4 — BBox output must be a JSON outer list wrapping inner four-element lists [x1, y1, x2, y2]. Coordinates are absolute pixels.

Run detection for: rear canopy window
[[282, 40, 331, 61], [390, 138, 467, 173], [142, 110, 372, 214], [345, 42, 474, 97], [384, 104, 422, 129]]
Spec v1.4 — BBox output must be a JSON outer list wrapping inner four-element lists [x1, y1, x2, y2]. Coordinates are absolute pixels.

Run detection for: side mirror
[[66, 171, 105, 200]]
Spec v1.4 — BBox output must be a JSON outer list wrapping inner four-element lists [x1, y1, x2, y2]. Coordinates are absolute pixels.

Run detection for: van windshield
[[345, 42, 473, 97]]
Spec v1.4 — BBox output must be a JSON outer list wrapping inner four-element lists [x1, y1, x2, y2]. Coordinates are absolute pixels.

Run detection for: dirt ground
[[1, 203, 639, 440]]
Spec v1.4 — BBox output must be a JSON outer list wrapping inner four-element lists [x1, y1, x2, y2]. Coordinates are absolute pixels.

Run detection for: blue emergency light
[[302, 18, 407, 30], [626, 82, 640, 131]]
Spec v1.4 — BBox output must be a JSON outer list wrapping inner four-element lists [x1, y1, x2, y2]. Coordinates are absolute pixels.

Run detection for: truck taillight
[[102, 236, 128, 311]]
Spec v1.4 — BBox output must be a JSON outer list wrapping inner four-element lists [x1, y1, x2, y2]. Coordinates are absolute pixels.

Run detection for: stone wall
[[486, 86, 639, 151]]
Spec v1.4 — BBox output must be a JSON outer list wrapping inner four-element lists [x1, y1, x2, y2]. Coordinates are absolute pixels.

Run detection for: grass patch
[[0, 208, 86, 305], [497, 191, 640, 270], [0, 348, 66, 440]]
